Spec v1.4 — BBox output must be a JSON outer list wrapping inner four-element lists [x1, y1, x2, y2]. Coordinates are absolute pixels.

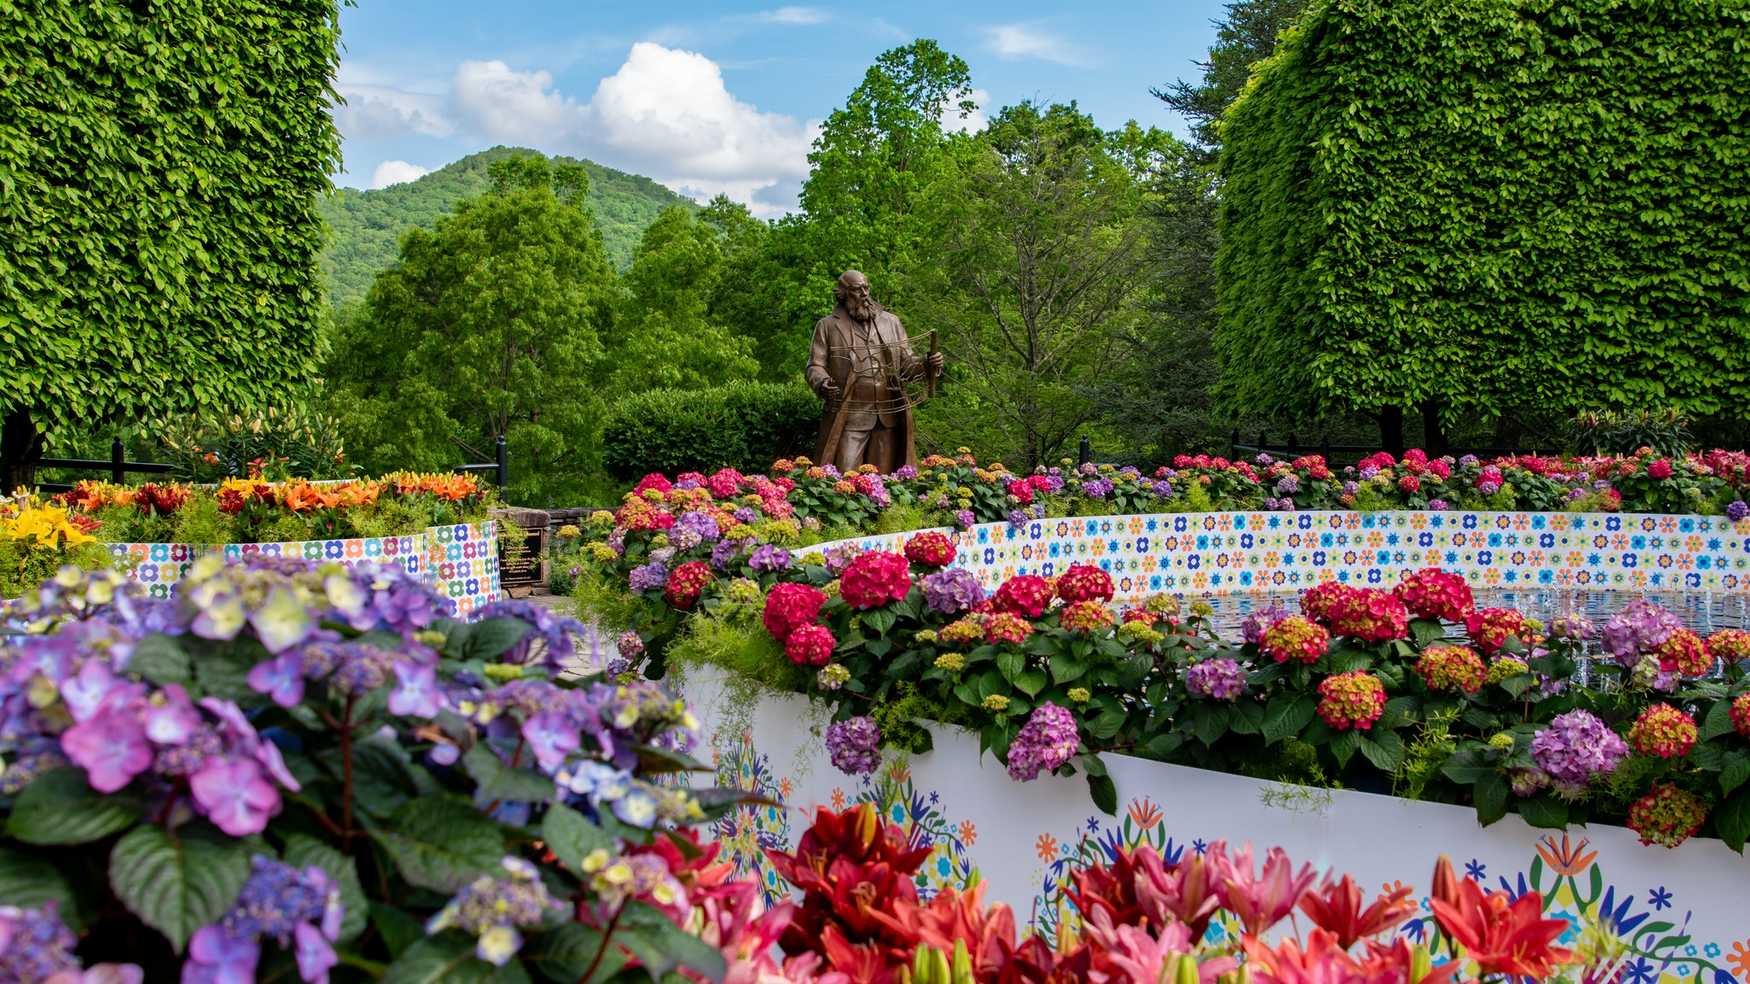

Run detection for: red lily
[[1298, 874, 1418, 948], [1429, 871, 1573, 978]]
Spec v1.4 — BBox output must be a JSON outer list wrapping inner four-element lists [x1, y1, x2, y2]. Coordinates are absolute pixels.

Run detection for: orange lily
[[1429, 868, 1572, 978], [1298, 874, 1418, 949]]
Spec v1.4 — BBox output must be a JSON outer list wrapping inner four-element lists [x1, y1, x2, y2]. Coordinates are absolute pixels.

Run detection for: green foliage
[[1155, 0, 1306, 153], [1217, 0, 1750, 430], [319, 146, 695, 308], [325, 154, 616, 507], [1563, 408, 1693, 457], [0, 537, 110, 599], [666, 611, 810, 695], [600, 382, 818, 480], [0, 0, 341, 477], [156, 399, 354, 482]]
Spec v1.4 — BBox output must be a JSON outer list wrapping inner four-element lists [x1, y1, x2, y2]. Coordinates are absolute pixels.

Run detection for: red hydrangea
[[839, 551, 912, 610], [762, 582, 827, 641], [705, 467, 744, 498], [1301, 581, 1359, 625], [1416, 645, 1487, 694], [1055, 564, 1115, 605], [1397, 474, 1421, 494], [903, 531, 956, 568], [1261, 616, 1329, 665], [1628, 703, 1697, 759], [632, 472, 673, 495], [1708, 629, 1750, 664], [1732, 693, 1750, 741], [1653, 628, 1713, 677], [663, 561, 713, 609], [784, 624, 837, 666], [1007, 479, 1035, 506], [1427, 458, 1452, 479], [985, 612, 1033, 645], [992, 575, 1053, 618], [1393, 568, 1474, 623], [1627, 784, 1707, 848], [1327, 588, 1410, 643], [1465, 607, 1528, 656], [615, 498, 676, 532], [1647, 459, 1674, 480], [1317, 672, 1387, 731]]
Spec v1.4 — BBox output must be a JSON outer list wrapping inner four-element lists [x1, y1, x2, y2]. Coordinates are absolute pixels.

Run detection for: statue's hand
[[926, 351, 944, 373], [820, 379, 840, 402]]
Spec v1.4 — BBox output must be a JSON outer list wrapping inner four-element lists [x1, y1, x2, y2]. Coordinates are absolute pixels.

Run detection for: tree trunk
[[1, 406, 45, 492], [1376, 406, 1404, 456], [1419, 401, 1446, 455]]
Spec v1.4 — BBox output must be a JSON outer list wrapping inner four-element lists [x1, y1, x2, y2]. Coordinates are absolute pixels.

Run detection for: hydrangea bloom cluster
[[1300, 581, 1358, 625], [1627, 784, 1708, 848], [1465, 607, 1529, 656], [991, 575, 1052, 619], [0, 903, 141, 984], [1486, 656, 1530, 683], [1326, 589, 1410, 642], [1530, 710, 1628, 789], [582, 850, 689, 915], [1708, 628, 1750, 664], [184, 855, 342, 984], [984, 613, 1033, 646], [784, 625, 836, 667], [838, 551, 912, 610], [1393, 568, 1474, 622], [668, 509, 722, 551], [1059, 600, 1114, 633], [902, 531, 956, 568], [1054, 564, 1115, 605], [1239, 603, 1288, 645], [748, 543, 792, 574], [1007, 702, 1079, 781], [1731, 693, 1750, 740], [628, 561, 668, 593], [1415, 645, 1486, 694], [761, 582, 827, 642], [1315, 672, 1386, 731], [921, 567, 984, 615], [425, 857, 562, 966], [824, 716, 881, 775], [1652, 628, 1713, 677], [1185, 658, 1247, 701], [663, 561, 714, 609], [1260, 616, 1329, 665], [1601, 598, 1682, 667], [1547, 614, 1596, 641], [939, 616, 985, 647], [1628, 703, 1697, 759]]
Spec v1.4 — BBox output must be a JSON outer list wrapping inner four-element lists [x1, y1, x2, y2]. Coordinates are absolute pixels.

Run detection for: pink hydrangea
[[839, 551, 912, 609], [1007, 703, 1079, 781]]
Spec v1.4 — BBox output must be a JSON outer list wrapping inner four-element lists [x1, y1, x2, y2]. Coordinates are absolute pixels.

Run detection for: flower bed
[[575, 459, 1750, 858]]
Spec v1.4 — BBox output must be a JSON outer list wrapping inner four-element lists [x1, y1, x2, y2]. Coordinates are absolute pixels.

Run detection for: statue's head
[[835, 269, 876, 322]]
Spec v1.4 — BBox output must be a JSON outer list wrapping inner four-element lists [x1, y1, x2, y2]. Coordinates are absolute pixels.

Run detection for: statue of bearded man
[[805, 270, 943, 474]]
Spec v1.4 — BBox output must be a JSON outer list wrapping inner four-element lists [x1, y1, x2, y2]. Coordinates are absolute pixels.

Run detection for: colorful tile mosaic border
[[814, 510, 1750, 601], [107, 520, 502, 616]]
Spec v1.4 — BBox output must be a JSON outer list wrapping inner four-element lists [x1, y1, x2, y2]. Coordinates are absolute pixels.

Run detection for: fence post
[[1229, 427, 1239, 460], [1078, 435, 1091, 467], [110, 438, 125, 484], [1288, 432, 1299, 454], [1255, 431, 1265, 454], [495, 434, 509, 489], [1321, 434, 1331, 460]]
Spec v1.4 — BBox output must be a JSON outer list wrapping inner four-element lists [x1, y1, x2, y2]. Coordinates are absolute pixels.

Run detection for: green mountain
[[319, 146, 695, 310]]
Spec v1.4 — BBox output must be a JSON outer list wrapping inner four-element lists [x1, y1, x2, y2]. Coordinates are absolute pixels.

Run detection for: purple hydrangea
[[1185, 658, 1247, 701], [1530, 710, 1628, 789], [474, 598, 589, 668], [1600, 598, 1681, 667], [922, 567, 985, 615], [1081, 478, 1114, 499], [893, 464, 918, 480], [184, 855, 342, 984], [709, 538, 749, 571], [1547, 613, 1596, 641], [424, 857, 561, 967], [748, 544, 792, 573], [627, 561, 668, 593], [616, 631, 644, 660], [1007, 702, 1079, 781], [1150, 479, 1175, 498], [825, 716, 881, 775], [1358, 466, 1380, 480], [1729, 500, 1749, 522], [1240, 602, 1288, 645], [1007, 509, 1030, 529], [668, 510, 721, 551], [0, 902, 141, 983], [822, 543, 863, 577], [1427, 499, 1450, 511], [1341, 481, 1359, 497], [953, 509, 976, 530], [1255, 452, 1275, 466], [1459, 454, 1480, 468], [732, 506, 759, 525], [1078, 462, 1099, 477], [1274, 475, 1299, 496]]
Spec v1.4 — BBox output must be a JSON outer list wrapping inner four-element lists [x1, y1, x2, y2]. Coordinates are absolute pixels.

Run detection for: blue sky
[[332, 1, 1230, 214]]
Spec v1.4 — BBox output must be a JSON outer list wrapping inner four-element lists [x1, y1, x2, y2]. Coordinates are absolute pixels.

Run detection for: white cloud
[[332, 82, 454, 139], [941, 87, 989, 134], [450, 60, 581, 142], [369, 160, 431, 189], [754, 6, 829, 25], [982, 22, 1090, 66]]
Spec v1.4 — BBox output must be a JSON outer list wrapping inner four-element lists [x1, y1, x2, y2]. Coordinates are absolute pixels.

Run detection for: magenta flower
[[60, 660, 125, 723], [1214, 843, 1317, 936], [183, 924, 261, 983], [252, 738, 301, 794], [190, 758, 280, 836], [199, 698, 258, 742], [293, 922, 337, 983], [387, 661, 439, 718], [247, 653, 306, 708], [60, 706, 152, 793], [143, 685, 201, 745]]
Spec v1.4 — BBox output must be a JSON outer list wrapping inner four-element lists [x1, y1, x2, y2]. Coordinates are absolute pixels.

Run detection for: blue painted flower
[[1191, 838, 1207, 856], [1625, 957, 1656, 984], [1465, 859, 1486, 881], [1648, 886, 1672, 910]]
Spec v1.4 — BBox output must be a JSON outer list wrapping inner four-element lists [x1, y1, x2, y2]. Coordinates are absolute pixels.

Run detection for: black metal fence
[[31, 435, 508, 493]]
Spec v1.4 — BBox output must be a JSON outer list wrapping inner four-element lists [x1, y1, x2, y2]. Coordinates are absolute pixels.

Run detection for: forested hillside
[[318, 146, 694, 308]]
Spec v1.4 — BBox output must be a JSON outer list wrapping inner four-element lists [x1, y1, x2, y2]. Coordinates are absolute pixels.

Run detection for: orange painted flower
[[957, 819, 977, 846], [1127, 797, 1163, 832], [1035, 833, 1058, 861], [1535, 833, 1598, 877]]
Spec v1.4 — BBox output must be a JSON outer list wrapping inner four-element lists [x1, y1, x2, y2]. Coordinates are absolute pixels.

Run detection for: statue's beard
[[846, 295, 875, 323]]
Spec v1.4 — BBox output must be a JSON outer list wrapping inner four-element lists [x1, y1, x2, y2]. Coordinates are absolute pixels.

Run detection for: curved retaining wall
[[815, 510, 1750, 601], [107, 520, 502, 616], [681, 664, 1750, 982]]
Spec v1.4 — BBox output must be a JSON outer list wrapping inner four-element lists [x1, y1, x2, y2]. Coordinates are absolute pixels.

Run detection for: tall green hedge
[[1215, 0, 1750, 428], [0, 0, 341, 478], [602, 382, 819, 480]]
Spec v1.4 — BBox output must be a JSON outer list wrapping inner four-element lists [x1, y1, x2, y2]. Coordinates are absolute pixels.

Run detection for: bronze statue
[[806, 270, 943, 473]]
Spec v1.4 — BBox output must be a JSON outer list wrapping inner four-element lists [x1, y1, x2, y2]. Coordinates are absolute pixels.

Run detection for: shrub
[[1563, 408, 1693, 457], [601, 381, 818, 480]]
